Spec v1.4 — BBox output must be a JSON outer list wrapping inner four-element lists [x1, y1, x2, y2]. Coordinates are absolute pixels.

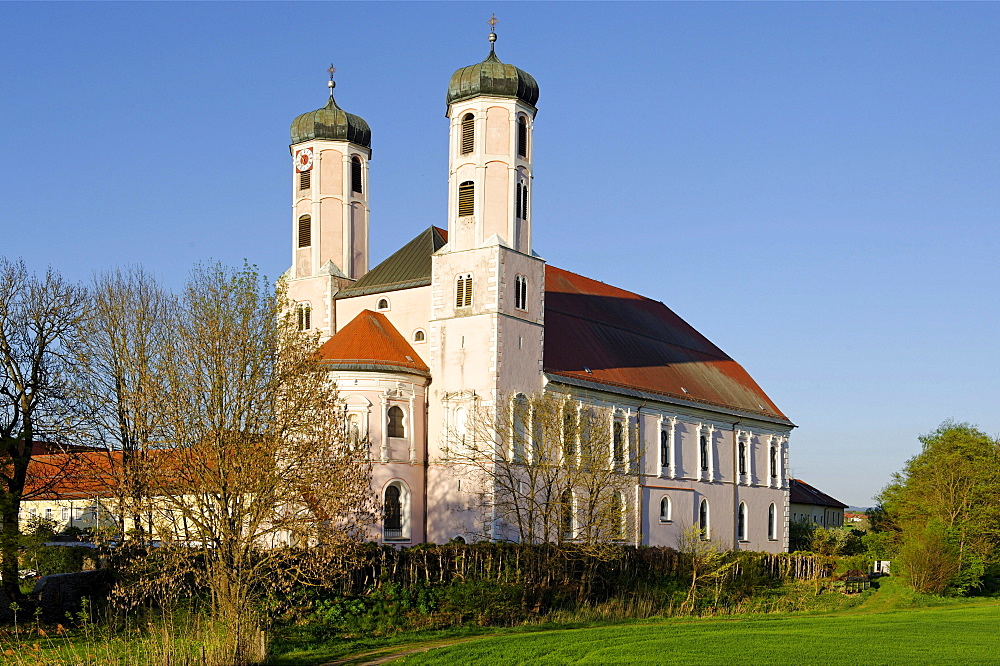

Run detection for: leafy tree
[[877, 421, 1000, 594]]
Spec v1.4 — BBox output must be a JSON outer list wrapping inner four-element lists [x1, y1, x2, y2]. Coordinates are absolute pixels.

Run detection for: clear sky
[[2, 2, 998, 507]]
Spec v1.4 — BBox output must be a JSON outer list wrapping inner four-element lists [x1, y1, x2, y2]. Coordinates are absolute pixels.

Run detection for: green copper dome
[[290, 92, 371, 148], [447, 50, 539, 109]]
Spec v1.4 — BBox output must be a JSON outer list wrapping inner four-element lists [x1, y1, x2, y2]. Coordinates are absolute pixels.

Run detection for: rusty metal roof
[[789, 479, 847, 509], [317, 310, 429, 376], [337, 226, 447, 299], [447, 51, 539, 109], [543, 266, 791, 424]]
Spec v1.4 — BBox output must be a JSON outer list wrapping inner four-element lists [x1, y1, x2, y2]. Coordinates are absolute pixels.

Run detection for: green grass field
[[396, 602, 1000, 665]]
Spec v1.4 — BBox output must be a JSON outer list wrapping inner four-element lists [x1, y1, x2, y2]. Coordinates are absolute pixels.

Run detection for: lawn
[[396, 602, 1000, 665]]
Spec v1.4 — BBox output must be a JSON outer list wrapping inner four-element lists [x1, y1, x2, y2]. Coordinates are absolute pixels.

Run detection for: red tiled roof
[[317, 310, 429, 375], [789, 478, 848, 509], [543, 265, 789, 422]]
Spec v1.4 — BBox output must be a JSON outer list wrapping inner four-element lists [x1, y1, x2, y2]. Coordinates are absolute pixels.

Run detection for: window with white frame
[[659, 495, 672, 523], [770, 443, 778, 481], [612, 419, 625, 464], [376, 298, 389, 311], [61, 508, 69, 521], [413, 329, 426, 343], [660, 429, 670, 470], [698, 499, 710, 539], [383, 481, 409, 541], [514, 274, 528, 310], [738, 502, 748, 542], [700, 433, 710, 472], [738, 440, 747, 477], [387, 405, 405, 438], [460, 113, 475, 155]]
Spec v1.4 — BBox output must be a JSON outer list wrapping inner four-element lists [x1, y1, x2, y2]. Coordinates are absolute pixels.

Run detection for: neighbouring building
[[789, 478, 847, 528], [286, 27, 796, 552]]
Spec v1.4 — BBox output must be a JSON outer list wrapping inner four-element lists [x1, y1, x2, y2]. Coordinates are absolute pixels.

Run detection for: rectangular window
[[299, 170, 310, 190], [61, 508, 69, 521], [455, 273, 473, 308], [298, 216, 311, 248], [351, 157, 363, 194]]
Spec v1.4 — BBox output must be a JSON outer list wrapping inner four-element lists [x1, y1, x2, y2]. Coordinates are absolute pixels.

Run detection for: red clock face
[[295, 148, 313, 172]]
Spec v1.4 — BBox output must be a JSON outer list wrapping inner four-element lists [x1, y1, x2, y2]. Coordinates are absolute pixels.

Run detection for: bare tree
[[0, 258, 88, 598], [74, 266, 173, 541], [450, 392, 640, 552], [111, 262, 374, 663]]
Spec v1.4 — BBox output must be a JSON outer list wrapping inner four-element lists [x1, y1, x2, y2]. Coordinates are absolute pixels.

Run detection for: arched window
[[455, 273, 473, 308], [562, 405, 577, 460], [513, 275, 527, 310], [699, 499, 710, 539], [560, 489, 574, 541], [521, 182, 528, 221], [611, 491, 625, 540], [660, 429, 670, 469], [612, 420, 625, 463], [458, 181, 475, 217], [351, 156, 363, 194], [460, 113, 475, 154], [700, 434, 709, 472], [413, 329, 425, 343], [383, 484, 403, 540], [376, 298, 389, 311], [659, 496, 672, 522], [517, 116, 528, 158], [512, 394, 529, 462], [296, 303, 311, 331], [768, 503, 777, 541], [298, 215, 311, 248], [738, 502, 748, 542], [738, 441, 747, 476], [387, 405, 405, 438], [515, 182, 523, 219]]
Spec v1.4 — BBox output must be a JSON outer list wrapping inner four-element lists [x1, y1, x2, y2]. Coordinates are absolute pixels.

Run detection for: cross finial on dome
[[487, 13, 498, 51], [327, 63, 337, 96]]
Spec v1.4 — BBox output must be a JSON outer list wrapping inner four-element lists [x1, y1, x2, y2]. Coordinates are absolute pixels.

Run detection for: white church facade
[[284, 32, 795, 553]]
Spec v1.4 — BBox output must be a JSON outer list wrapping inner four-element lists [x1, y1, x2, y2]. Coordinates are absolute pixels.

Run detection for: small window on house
[[700, 434, 709, 471], [387, 405, 405, 438], [351, 156, 363, 194], [698, 499, 710, 539], [610, 491, 625, 540], [514, 275, 527, 310], [61, 508, 69, 521], [376, 298, 389, 311], [517, 116, 528, 158], [738, 441, 747, 476], [45, 508, 52, 520], [458, 181, 475, 217], [298, 215, 311, 248], [299, 170, 311, 190], [660, 496, 672, 522], [383, 485, 403, 540], [413, 329, 426, 343], [296, 303, 311, 331], [738, 502, 748, 542], [660, 429, 670, 469], [612, 420, 625, 463], [455, 273, 473, 308], [460, 113, 475, 154], [560, 489, 574, 541]]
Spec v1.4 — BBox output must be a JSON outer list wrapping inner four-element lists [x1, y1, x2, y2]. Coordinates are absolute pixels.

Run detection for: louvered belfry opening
[[516, 182, 523, 219], [299, 170, 311, 190], [296, 303, 311, 331], [461, 113, 475, 154], [458, 181, 474, 217], [297, 215, 311, 248], [517, 116, 528, 157], [521, 183, 528, 220], [455, 273, 473, 308], [351, 156, 363, 194]]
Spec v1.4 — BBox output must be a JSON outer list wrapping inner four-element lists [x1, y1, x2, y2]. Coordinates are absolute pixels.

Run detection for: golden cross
[[487, 13, 499, 30], [327, 64, 336, 78]]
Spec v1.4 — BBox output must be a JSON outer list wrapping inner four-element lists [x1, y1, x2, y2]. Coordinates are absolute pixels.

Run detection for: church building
[[284, 28, 795, 552]]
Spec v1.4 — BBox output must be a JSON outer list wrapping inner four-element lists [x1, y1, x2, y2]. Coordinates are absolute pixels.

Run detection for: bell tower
[[286, 66, 372, 340]]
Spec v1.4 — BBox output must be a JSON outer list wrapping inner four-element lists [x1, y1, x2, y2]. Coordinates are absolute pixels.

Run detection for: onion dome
[[290, 67, 371, 147], [447, 31, 539, 109]]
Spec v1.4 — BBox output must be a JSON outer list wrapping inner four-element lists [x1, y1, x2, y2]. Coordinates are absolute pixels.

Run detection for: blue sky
[[2, 2, 998, 507]]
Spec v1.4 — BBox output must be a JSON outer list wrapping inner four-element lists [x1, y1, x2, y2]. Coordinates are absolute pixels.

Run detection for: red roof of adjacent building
[[317, 310, 429, 375], [543, 265, 788, 422], [789, 478, 847, 509]]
